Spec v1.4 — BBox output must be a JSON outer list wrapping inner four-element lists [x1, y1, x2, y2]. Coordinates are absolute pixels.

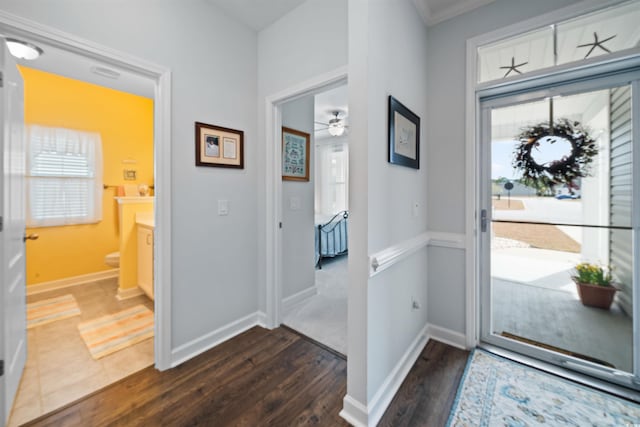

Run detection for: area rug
[[447, 349, 640, 426], [78, 305, 154, 359], [27, 294, 81, 329]]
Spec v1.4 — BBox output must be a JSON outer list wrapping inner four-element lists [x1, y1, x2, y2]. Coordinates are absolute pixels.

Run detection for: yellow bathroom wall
[[20, 66, 154, 286]]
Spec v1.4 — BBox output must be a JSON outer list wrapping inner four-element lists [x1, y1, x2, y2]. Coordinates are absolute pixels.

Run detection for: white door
[[0, 43, 26, 425], [479, 71, 640, 391]]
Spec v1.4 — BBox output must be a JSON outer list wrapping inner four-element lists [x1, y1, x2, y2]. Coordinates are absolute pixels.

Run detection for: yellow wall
[[20, 66, 154, 286]]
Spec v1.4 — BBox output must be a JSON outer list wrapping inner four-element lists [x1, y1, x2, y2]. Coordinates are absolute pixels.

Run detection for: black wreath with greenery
[[513, 118, 598, 191]]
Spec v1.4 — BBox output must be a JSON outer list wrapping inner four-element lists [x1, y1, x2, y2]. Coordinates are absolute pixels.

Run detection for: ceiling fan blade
[[314, 121, 329, 126]]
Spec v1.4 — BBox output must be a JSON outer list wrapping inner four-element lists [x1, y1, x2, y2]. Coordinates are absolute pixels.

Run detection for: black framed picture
[[195, 121, 244, 169], [388, 95, 420, 169]]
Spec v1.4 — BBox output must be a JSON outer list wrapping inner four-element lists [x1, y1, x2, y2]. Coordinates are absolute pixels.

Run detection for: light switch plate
[[289, 196, 301, 211], [218, 199, 229, 216], [412, 201, 419, 217]]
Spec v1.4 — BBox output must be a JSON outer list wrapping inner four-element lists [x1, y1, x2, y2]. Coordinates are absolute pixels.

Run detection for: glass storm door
[[479, 74, 640, 391]]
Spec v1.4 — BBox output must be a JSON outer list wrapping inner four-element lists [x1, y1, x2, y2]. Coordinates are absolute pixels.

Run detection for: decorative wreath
[[512, 118, 598, 190]]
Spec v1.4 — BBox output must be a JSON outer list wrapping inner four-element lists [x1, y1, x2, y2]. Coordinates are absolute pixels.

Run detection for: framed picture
[[282, 127, 310, 181], [195, 121, 244, 168], [388, 95, 420, 169]]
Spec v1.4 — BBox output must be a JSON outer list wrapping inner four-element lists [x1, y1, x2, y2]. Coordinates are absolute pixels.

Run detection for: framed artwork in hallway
[[195, 121, 244, 168]]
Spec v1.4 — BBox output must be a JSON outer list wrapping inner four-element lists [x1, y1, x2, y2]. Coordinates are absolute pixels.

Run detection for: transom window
[[478, 0, 640, 83]]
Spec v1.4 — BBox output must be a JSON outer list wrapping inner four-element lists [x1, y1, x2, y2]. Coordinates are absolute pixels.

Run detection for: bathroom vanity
[[136, 212, 154, 300], [114, 196, 154, 300]]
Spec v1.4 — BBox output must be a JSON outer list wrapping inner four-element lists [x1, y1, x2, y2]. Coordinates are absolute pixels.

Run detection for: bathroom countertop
[[136, 212, 155, 229]]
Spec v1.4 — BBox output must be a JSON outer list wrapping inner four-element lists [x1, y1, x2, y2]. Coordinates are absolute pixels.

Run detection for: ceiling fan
[[315, 111, 348, 137]]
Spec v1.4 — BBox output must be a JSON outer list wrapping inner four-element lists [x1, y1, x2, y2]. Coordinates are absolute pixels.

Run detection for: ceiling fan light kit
[[328, 118, 345, 136], [326, 111, 346, 137]]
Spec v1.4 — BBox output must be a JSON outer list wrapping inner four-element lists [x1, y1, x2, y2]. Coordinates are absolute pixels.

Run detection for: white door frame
[[263, 66, 347, 328], [0, 11, 173, 370], [464, 0, 634, 350]]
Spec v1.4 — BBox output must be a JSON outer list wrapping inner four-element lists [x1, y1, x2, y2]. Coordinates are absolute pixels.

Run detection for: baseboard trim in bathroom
[[27, 269, 119, 296], [116, 286, 145, 300]]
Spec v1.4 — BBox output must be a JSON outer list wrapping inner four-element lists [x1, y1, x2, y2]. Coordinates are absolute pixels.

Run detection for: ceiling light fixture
[[5, 38, 43, 60], [328, 112, 345, 137]]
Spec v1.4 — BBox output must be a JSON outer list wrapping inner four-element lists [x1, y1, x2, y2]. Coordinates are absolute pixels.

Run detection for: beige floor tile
[[7, 398, 42, 427], [39, 355, 106, 396], [101, 339, 154, 383], [35, 326, 85, 356], [41, 369, 111, 414], [12, 279, 155, 423], [37, 339, 93, 374]]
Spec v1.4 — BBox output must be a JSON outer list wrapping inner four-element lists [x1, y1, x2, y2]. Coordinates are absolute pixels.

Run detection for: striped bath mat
[[78, 305, 154, 360], [27, 294, 81, 329]]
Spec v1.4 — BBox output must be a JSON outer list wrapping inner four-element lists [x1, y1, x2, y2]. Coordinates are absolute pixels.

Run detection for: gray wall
[[348, 0, 429, 407], [257, 0, 348, 313], [281, 95, 315, 300], [0, 0, 260, 349], [425, 0, 582, 334]]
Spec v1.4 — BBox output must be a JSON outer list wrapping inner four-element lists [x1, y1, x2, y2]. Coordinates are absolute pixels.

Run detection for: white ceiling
[[208, 0, 495, 31], [3, 36, 154, 98], [2, 0, 498, 101], [413, 0, 497, 26], [206, 0, 307, 31]]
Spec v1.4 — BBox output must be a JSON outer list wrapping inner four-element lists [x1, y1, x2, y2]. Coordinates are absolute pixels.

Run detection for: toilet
[[104, 251, 120, 268]]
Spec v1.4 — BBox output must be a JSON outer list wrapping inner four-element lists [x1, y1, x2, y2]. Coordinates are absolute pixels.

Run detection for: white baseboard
[[171, 311, 264, 368], [427, 323, 468, 350], [27, 269, 119, 295], [367, 323, 430, 426], [282, 285, 317, 313], [339, 395, 368, 427], [116, 286, 145, 300], [255, 311, 268, 328]]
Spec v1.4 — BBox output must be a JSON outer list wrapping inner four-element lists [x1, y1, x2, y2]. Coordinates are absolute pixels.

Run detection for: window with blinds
[[26, 126, 103, 227], [315, 140, 348, 216]]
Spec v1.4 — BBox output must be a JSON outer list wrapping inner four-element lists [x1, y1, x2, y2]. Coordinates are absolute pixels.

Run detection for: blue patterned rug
[[447, 349, 640, 426]]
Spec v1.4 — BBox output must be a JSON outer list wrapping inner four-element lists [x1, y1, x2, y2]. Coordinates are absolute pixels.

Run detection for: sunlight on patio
[[491, 197, 633, 372]]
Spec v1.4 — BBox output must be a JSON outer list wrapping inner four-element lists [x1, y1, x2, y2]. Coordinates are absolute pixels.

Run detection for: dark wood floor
[[23, 327, 469, 427]]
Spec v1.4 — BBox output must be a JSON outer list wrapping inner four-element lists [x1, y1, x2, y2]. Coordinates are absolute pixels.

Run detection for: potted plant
[[572, 263, 617, 309]]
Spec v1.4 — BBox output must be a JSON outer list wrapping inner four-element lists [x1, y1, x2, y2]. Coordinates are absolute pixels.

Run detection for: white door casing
[[0, 43, 26, 425]]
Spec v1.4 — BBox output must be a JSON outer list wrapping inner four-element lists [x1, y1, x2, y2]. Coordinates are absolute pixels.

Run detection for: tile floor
[[8, 278, 154, 427], [283, 255, 347, 355]]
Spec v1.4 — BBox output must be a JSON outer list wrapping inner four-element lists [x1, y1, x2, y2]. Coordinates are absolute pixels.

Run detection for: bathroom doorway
[[0, 32, 168, 426], [280, 83, 349, 357]]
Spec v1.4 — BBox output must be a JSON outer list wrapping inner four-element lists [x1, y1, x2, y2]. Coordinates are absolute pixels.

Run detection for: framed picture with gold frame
[[195, 121, 244, 169], [282, 127, 310, 181]]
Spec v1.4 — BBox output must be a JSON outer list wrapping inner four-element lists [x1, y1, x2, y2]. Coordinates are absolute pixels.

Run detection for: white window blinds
[[26, 125, 103, 227]]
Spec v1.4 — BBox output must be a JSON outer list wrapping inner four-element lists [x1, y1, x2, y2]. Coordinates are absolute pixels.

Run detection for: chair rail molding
[[369, 231, 466, 277]]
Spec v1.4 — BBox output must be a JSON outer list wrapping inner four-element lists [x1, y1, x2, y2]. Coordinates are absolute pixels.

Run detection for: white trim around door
[[263, 66, 348, 328], [464, 0, 636, 352], [0, 11, 173, 371]]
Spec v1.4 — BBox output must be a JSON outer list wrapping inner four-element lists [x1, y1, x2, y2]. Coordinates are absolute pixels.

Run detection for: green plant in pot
[[572, 263, 617, 309]]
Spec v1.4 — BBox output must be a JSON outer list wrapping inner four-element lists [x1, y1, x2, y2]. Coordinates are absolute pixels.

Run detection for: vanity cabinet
[[137, 225, 154, 299]]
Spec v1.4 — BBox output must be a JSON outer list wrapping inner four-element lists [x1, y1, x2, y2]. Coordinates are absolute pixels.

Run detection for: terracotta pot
[[574, 281, 617, 309]]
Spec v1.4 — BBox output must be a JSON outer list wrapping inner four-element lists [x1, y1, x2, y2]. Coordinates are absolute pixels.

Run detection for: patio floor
[[492, 247, 633, 372]]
